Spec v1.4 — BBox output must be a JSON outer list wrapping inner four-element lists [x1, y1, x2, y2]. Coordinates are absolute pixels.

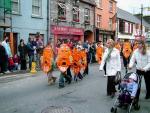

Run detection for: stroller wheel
[[134, 104, 140, 110], [110, 107, 117, 113], [110, 107, 114, 112]]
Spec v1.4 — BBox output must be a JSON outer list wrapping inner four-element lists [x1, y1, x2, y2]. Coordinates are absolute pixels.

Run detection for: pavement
[[0, 64, 149, 113]]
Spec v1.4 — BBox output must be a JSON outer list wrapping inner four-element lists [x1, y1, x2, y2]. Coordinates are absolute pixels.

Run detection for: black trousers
[[83, 63, 89, 75], [0, 62, 5, 73], [107, 76, 116, 95], [136, 70, 150, 98], [20, 59, 27, 70]]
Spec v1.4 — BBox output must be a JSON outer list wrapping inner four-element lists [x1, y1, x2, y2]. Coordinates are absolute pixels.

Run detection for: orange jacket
[[122, 42, 132, 59], [96, 46, 103, 64], [56, 44, 73, 72], [41, 46, 54, 73], [71, 48, 81, 75]]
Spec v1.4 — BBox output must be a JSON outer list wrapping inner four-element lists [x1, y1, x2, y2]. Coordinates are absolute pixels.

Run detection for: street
[[0, 64, 149, 113]]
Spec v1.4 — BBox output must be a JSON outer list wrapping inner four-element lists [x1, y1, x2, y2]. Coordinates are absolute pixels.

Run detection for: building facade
[[117, 8, 150, 41], [50, 0, 95, 47], [1, 0, 48, 55], [95, 0, 117, 42]]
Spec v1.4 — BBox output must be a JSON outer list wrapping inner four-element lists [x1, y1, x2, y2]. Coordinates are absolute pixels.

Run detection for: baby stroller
[[111, 72, 142, 113]]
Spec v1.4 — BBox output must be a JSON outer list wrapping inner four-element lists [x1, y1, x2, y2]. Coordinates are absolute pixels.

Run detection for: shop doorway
[[84, 30, 93, 42]]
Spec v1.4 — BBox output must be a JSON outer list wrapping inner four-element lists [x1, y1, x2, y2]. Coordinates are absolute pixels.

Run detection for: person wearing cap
[[129, 40, 150, 99]]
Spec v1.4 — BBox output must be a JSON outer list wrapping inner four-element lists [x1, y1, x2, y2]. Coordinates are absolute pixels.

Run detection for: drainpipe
[[47, 0, 50, 43], [93, 6, 96, 42]]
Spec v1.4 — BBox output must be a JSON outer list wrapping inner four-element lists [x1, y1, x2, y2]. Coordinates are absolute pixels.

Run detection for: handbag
[[115, 71, 121, 85]]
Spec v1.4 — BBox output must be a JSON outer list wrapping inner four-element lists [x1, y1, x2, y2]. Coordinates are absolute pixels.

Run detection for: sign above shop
[[51, 25, 84, 35]]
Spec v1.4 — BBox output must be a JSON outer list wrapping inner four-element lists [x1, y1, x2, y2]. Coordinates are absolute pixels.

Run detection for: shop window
[[73, 6, 79, 22], [58, 1, 66, 20], [84, 8, 90, 24]]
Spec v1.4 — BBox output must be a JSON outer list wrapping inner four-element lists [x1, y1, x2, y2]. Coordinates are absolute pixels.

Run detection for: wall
[[6, 0, 48, 44], [95, 0, 116, 31]]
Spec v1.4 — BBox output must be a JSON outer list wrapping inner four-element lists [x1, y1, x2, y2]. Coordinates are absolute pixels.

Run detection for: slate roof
[[117, 8, 150, 28], [80, 0, 96, 6]]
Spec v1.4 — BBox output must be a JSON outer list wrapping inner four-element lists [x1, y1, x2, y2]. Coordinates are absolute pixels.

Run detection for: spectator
[[27, 37, 34, 70], [129, 40, 150, 100], [0, 41, 7, 74], [13, 54, 20, 70], [2, 36, 12, 72], [18, 39, 27, 70], [99, 39, 121, 98]]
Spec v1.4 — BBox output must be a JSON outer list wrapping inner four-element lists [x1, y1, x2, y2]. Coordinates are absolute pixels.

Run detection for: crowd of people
[[0, 36, 150, 100], [0, 35, 44, 74]]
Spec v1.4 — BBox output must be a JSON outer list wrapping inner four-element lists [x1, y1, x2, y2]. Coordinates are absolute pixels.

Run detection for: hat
[[129, 73, 137, 81]]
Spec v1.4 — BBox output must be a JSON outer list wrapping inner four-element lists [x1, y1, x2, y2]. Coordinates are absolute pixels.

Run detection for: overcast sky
[[116, 0, 150, 15]]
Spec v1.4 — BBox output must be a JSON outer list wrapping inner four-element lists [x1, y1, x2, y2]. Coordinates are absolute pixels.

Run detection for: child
[[120, 73, 138, 99], [13, 54, 20, 70]]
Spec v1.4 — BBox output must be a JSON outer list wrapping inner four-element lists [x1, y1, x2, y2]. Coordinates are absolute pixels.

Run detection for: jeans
[[29, 55, 34, 70]]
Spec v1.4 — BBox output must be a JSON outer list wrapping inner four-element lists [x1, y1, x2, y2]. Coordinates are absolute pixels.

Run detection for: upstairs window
[[32, 0, 42, 16], [109, 1, 113, 12], [84, 8, 90, 24], [73, 6, 79, 22], [58, 1, 66, 20], [12, 0, 20, 14]]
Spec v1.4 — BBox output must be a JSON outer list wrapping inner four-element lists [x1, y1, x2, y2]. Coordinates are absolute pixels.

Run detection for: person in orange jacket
[[122, 40, 132, 73], [56, 43, 73, 88], [71, 46, 83, 81], [95, 41, 104, 64], [41, 42, 56, 85]]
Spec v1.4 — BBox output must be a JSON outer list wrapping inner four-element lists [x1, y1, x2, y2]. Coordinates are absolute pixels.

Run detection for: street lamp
[[140, 4, 150, 36]]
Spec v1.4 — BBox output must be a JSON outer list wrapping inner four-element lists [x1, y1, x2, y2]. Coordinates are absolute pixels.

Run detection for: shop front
[[99, 30, 115, 43], [51, 25, 84, 47]]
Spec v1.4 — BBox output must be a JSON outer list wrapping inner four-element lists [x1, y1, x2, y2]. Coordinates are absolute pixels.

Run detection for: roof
[[117, 8, 150, 28], [80, 0, 96, 6]]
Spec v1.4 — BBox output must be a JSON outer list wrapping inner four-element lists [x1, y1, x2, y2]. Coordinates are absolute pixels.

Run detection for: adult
[[36, 37, 44, 68], [99, 39, 121, 97], [18, 39, 27, 70], [27, 37, 34, 70], [0, 41, 7, 73], [2, 36, 12, 72], [129, 40, 150, 99]]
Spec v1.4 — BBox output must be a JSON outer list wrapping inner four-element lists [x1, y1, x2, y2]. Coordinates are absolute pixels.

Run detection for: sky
[[116, 0, 150, 15]]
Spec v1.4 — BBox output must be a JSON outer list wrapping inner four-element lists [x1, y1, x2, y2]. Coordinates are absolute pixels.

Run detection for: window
[[109, 18, 113, 30], [12, 0, 20, 14], [84, 8, 90, 24], [32, 0, 42, 16], [109, 1, 113, 12], [58, 1, 66, 20], [95, 0, 102, 8], [73, 6, 79, 22], [97, 15, 101, 28], [119, 20, 125, 33]]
